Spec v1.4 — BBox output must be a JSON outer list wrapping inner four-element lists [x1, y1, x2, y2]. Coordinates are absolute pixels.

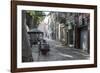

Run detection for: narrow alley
[[22, 10, 90, 62]]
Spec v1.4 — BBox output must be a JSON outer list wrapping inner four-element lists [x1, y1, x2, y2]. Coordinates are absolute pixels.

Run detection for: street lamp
[[28, 28, 43, 47]]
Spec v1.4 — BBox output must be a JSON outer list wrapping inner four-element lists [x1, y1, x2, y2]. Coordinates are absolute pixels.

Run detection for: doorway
[[80, 29, 88, 52]]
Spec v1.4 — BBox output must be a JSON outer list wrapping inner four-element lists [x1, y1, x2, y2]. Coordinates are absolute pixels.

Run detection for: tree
[[26, 11, 45, 28], [22, 10, 33, 62]]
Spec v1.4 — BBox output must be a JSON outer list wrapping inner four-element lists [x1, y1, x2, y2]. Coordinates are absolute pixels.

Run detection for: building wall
[[75, 13, 90, 53], [41, 12, 90, 53]]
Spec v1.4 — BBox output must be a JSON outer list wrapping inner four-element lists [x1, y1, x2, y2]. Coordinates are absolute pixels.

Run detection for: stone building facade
[[45, 12, 90, 53]]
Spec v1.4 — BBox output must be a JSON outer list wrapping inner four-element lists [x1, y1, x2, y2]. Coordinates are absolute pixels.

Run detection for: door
[[80, 30, 88, 52]]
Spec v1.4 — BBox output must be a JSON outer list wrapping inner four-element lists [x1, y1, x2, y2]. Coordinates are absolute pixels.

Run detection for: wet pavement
[[32, 38, 89, 62]]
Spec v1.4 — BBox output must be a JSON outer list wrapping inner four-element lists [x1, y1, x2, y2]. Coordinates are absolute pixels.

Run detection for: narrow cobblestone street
[[32, 38, 89, 62], [22, 10, 91, 63]]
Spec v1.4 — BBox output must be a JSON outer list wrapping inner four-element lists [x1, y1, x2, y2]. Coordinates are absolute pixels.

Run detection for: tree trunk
[[22, 10, 33, 62]]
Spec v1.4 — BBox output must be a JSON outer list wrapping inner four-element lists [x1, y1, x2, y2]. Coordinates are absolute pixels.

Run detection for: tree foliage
[[27, 11, 45, 27]]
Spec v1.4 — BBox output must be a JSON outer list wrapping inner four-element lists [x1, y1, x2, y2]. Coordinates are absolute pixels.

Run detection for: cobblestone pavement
[[32, 38, 89, 62]]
